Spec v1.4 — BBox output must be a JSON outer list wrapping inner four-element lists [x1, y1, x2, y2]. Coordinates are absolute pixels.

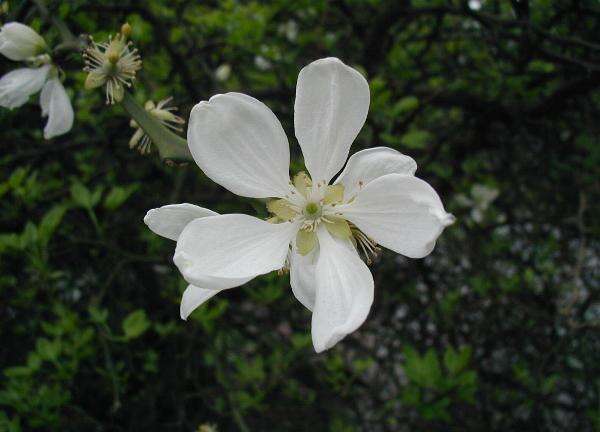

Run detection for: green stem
[[120, 92, 193, 163]]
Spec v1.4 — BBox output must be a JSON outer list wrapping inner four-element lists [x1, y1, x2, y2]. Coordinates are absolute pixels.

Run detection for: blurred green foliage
[[1, 0, 599, 431]]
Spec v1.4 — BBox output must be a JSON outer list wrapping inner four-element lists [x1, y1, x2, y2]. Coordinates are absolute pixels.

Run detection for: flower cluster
[[0, 22, 73, 139], [144, 58, 454, 353], [83, 23, 142, 104]]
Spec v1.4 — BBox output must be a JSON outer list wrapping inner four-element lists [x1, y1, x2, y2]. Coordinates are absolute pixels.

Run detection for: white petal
[[174, 214, 298, 289], [335, 147, 417, 199], [180, 285, 221, 320], [340, 174, 455, 259], [144, 203, 218, 241], [40, 78, 74, 139], [187, 92, 291, 198], [289, 248, 317, 311], [294, 57, 370, 183], [311, 228, 374, 353], [0, 66, 49, 109], [0, 22, 46, 61]]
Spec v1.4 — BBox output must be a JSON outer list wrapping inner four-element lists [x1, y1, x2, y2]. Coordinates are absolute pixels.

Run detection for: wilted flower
[[83, 23, 142, 104], [144, 58, 454, 352], [129, 97, 184, 154], [0, 22, 47, 61], [0, 22, 73, 139]]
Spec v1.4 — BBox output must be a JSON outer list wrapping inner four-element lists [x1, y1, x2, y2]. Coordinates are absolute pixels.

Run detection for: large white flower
[[0, 22, 74, 139], [144, 57, 455, 352]]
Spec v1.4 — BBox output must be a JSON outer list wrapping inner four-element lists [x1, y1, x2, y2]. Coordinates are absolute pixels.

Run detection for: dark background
[[1, 0, 599, 431]]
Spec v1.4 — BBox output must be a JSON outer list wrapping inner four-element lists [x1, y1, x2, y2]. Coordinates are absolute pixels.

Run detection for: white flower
[[278, 20, 299, 42], [40, 76, 74, 139], [129, 97, 185, 154], [254, 55, 272, 71], [456, 184, 499, 223], [0, 64, 50, 109], [0, 29, 74, 140], [0, 22, 47, 61], [144, 58, 455, 352], [214, 64, 231, 82]]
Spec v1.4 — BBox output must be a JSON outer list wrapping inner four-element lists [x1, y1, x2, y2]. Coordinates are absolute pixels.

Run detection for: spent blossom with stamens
[[129, 97, 185, 154], [143, 57, 455, 353], [83, 23, 142, 104]]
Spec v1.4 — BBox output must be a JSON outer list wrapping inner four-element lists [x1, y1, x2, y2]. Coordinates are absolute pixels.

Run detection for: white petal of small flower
[[174, 214, 298, 289], [188, 92, 291, 198], [334, 147, 417, 200], [40, 78, 74, 139], [0, 22, 46, 61], [144, 203, 218, 241], [294, 57, 370, 184], [289, 248, 317, 311], [311, 228, 374, 353], [340, 174, 455, 259], [180, 285, 221, 320], [0, 65, 50, 109]]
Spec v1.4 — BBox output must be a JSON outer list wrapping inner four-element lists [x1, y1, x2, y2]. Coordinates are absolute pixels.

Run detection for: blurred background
[[1, 0, 599, 431]]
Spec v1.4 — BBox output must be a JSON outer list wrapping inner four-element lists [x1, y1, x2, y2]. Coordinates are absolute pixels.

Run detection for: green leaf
[[122, 309, 150, 340], [88, 306, 108, 324], [400, 129, 432, 149], [393, 96, 419, 115], [70, 182, 93, 209], [444, 346, 472, 375], [103, 185, 139, 210], [404, 346, 443, 388], [20, 222, 38, 249], [0, 233, 22, 253], [35, 338, 61, 361], [38, 205, 67, 247], [90, 187, 103, 207]]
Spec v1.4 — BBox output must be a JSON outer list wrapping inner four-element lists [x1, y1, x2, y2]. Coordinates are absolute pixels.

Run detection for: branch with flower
[[0, 6, 454, 353]]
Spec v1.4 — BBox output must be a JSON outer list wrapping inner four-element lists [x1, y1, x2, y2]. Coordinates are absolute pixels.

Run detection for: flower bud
[[120, 23, 132, 38], [0, 22, 47, 61]]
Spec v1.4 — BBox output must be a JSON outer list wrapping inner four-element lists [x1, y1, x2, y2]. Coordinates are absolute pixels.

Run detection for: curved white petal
[[335, 147, 417, 199], [188, 92, 291, 198], [311, 228, 374, 353], [180, 285, 221, 320], [289, 248, 317, 311], [40, 78, 73, 139], [144, 203, 218, 241], [0, 22, 46, 61], [340, 174, 455, 259], [0, 65, 49, 109], [294, 57, 370, 183], [174, 214, 298, 290]]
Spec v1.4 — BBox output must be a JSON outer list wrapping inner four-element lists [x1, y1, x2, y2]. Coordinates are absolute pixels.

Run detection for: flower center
[[265, 171, 381, 263], [303, 202, 321, 218]]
